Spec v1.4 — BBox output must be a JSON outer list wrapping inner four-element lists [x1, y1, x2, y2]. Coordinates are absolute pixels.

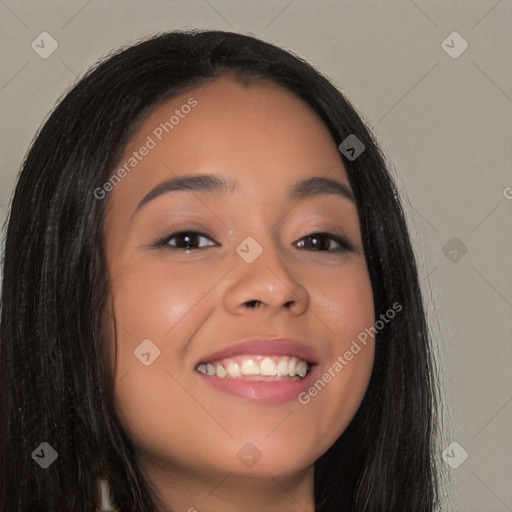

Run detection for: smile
[[196, 355, 311, 380]]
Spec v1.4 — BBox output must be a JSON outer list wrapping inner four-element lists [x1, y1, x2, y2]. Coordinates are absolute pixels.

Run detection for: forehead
[[106, 75, 349, 216]]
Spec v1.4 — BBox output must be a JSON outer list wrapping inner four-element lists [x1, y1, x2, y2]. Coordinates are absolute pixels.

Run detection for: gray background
[[1, 1, 511, 510]]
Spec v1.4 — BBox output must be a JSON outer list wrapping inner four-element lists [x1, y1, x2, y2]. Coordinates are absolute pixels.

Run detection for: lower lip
[[197, 366, 319, 404]]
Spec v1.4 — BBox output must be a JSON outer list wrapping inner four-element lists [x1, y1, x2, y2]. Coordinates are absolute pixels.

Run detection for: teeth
[[196, 355, 311, 380], [260, 357, 277, 376], [216, 363, 227, 378], [241, 359, 260, 375], [227, 360, 242, 378], [277, 359, 288, 376], [296, 361, 308, 378], [288, 357, 297, 377]]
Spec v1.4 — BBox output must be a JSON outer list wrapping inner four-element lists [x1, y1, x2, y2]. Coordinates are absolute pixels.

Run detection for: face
[[103, 75, 375, 485]]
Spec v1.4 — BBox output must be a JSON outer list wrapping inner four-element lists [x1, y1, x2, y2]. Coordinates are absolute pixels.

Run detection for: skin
[[103, 74, 375, 512]]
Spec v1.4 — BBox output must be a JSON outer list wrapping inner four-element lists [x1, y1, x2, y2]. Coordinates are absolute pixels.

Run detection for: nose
[[223, 239, 310, 317]]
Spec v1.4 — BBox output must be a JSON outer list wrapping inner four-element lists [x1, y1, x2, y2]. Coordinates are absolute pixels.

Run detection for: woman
[[0, 30, 441, 511]]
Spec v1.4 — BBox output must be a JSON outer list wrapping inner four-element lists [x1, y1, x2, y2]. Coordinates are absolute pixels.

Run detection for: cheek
[[111, 262, 208, 335], [108, 258, 220, 374], [302, 261, 375, 437], [313, 259, 374, 333], [108, 259, 226, 448]]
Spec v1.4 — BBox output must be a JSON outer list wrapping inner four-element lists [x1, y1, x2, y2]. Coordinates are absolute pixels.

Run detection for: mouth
[[194, 337, 320, 403], [196, 355, 315, 381]]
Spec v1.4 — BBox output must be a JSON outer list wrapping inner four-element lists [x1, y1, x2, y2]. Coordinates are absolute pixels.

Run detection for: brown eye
[[296, 233, 355, 253], [160, 231, 216, 252]]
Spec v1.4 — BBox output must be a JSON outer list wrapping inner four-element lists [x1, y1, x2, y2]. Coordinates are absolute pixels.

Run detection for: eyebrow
[[133, 173, 356, 217]]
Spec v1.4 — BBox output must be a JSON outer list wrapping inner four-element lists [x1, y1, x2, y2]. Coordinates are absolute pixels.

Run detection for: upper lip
[[196, 337, 320, 367]]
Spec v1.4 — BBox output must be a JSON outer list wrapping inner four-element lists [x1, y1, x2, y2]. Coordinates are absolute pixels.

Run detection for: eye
[[295, 232, 356, 253], [152, 230, 355, 254], [156, 230, 217, 253]]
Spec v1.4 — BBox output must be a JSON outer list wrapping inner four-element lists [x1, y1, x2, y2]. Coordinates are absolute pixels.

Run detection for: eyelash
[[153, 230, 356, 254]]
